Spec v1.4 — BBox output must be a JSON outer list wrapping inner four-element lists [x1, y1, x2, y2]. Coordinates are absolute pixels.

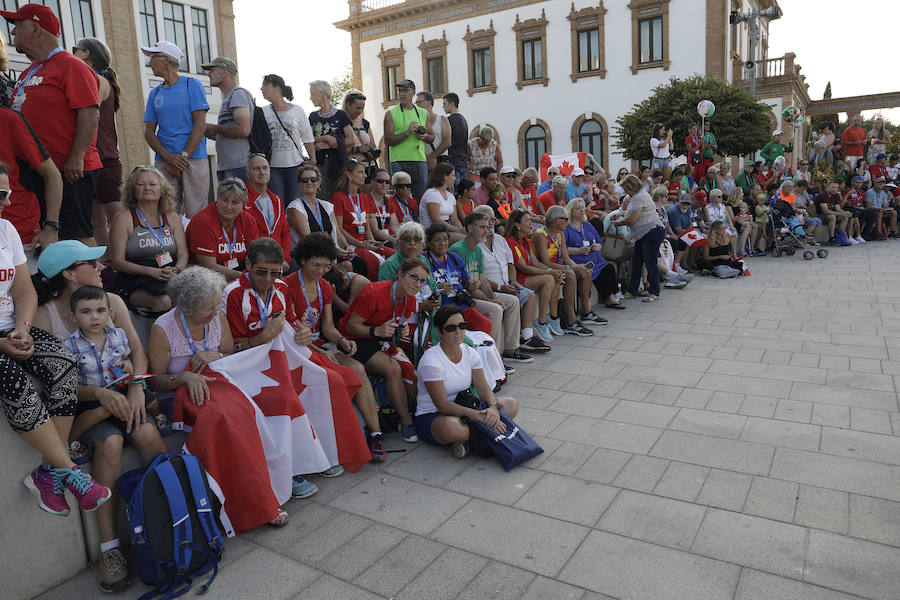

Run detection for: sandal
[[642, 295, 659, 302], [604, 302, 626, 309], [268, 508, 290, 527]]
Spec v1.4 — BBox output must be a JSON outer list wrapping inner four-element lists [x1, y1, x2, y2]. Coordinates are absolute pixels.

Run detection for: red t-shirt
[[186, 202, 261, 268], [841, 126, 866, 158], [685, 134, 702, 157], [517, 186, 538, 213], [332, 191, 376, 241], [283, 272, 333, 343], [0, 108, 47, 243], [506, 235, 533, 286], [339, 279, 418, 338], [870, 164, 888, 180], [844, 188, 866, 207], [537, 190, 560, 212], [369, 194, 394, 235], [222, 275, 290, 340], [246, 186, 291, 259], [386, 194, 418, 224], [14, 50, 102, 172]]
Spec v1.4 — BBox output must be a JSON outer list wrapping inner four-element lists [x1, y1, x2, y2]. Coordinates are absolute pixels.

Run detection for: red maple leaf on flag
[[559, 161, 575, 176]]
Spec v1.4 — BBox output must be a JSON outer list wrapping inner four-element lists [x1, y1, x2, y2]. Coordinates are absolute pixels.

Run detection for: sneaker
[[856, 236, 866, 244], [56, 466, 111, 512], [450, 442, 469, 459], [547, 317, 564, 336], [368, 434, 386, 462], [319, 465, 344, 478], [677, 272, 693, 283], [521, 336, 551, 353], [826, 238, 837, 246], [664, 280, 688, 289], [291, 476, 319, 498], [24, 466, 70, 516], [564, 321, 594, 337], [534, 321, 554, 343], [848, 237, 859, 245], [504, 364, 516, 375], [401, 424, 419, 443], [502, 350, 533, 363], [98, 547, 131, 593], [581, 312, 608, 325]]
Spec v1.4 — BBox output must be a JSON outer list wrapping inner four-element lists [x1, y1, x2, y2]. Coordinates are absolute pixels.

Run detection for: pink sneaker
[[24, 466, 70, 516], [56, 466, 111, 512]]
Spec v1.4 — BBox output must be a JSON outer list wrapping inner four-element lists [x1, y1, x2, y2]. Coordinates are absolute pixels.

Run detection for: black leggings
[[592, 263, 618, 300], [0, 327, 78, 434]]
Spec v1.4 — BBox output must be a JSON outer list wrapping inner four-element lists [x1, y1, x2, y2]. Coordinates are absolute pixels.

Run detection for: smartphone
[[270, 311, 282, 319]]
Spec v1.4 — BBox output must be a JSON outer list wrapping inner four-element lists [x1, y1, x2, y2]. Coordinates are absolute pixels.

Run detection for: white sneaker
[[856, 236, 866, 244], [848, 237, 859, 245]]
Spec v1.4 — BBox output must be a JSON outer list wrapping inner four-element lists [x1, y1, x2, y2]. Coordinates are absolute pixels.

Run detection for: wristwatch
[[44, 220, 60, 231], [180, 151, 190, 159]]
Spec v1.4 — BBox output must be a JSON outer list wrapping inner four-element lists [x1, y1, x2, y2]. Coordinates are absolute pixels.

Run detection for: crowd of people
[[1, 4, 898, 593]]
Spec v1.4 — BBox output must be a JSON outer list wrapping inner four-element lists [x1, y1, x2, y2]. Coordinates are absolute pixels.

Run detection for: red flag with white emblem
[[679, 227, 708, 247]]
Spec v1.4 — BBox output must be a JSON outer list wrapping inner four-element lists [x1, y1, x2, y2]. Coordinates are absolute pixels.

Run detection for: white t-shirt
[[420, 187, 456, 228], [0, 219, 27, 331], [479, 234, 513, 286], [650, 137, 671, 159], [264, 104, 314, 168], [416, 343, 483, 416]]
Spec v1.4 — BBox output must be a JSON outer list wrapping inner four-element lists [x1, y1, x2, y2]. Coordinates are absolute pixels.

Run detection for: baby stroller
[[767, 199, 828, 260]]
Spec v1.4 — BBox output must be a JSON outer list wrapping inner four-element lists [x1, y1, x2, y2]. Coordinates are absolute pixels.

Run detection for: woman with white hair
[[466, 127, 502, 183], [387, 170, 419, 223], [308, 79, 359, 201], [565, 198, 622, 311]]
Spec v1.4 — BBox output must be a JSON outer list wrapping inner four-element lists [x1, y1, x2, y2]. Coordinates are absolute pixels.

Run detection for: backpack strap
[[180, 455, 224, 594], [155, 460, 193, 592]]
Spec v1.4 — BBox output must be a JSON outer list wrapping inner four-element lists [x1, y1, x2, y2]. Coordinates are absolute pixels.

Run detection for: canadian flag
[[540, 152, 587, 181], [679, 227, 708, 247], [738, 259, 751, 276], [174, 328, 370, 534]]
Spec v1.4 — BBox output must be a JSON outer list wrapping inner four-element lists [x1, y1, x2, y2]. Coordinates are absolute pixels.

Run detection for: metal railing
[[360, 0, 407, 12]]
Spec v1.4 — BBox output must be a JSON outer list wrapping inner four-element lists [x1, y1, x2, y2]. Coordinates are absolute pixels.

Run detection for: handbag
[[468, 410, 544, 471], [601, 222, 628, 262]]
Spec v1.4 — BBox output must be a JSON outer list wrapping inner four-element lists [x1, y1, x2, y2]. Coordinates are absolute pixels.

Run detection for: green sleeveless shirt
[[389, 103, 427, 162]]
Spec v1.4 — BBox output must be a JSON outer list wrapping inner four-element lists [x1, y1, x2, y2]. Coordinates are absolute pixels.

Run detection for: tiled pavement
[[38, 242, 900, 599]]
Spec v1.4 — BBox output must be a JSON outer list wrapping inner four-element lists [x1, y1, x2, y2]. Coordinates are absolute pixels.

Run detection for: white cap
[[772, 129, 783, 136], [140, 40, 184, 61], [572, 167, 585, 176], [499, 166, 516, 175]]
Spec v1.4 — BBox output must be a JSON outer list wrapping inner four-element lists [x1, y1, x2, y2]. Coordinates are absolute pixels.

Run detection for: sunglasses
[[220, 178, 246, 190], [374, 178, 391, 184], [252, 267, 283, 278], [394, 183, 411, 188], [72, 46, 85, 53], [72, 259, 100, 269], [299, 177, 319, 183], [0, 189, 9, 202], [442, 322, 469, 332], [399, 235, 423, 243]]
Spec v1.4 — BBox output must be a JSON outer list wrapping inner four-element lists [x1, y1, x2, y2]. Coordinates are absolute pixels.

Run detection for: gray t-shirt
[[216, 86, 253, 171]]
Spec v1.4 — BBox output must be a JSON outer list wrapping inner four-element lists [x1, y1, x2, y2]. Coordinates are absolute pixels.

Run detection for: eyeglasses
[[442, 322, 469, 332], [252, 267, 283, 278], [404, 272, 429, 285], [374, 178, 391, 184], [71, 46, 85, 53], [299, 177, 319, 184], [72, 259, 100, 269], [399, 235, 423, 243], [305, 261, 332, 272], [0, 189, 9, 202], [394, 183, 411, 189]]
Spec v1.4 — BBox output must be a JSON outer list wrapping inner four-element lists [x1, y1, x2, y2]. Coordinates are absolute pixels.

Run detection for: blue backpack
[[834, 228, 850, 246], [118, 453, 225, 600]]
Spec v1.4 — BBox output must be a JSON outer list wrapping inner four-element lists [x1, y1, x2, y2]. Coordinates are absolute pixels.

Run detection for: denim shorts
[[515, 286, 534, 307]]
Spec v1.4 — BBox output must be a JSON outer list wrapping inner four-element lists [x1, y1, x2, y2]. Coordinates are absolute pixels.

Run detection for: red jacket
[[246, 186, 291, 260]]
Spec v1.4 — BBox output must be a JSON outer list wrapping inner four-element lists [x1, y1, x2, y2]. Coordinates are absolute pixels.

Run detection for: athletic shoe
[[401, 424, 419, 443], [548, 317, 564, 336], [848, 237, 859, 245], [57, 466, 111, 512], [564, 321, 594, 336], [522, 336, 551, 353], [664, 280, 688, 289], [450, 443, 469, 459], [502, 350, 533, 363], [534, 321, 554, 343], [368, 434, 386, 462], [24, 466, 70, 516], [320, 465, 344, 478], [677, 272, 693, 283], [873, 233, 887, 241], [98, 547, 132, 593], [504, 364, 516, 375], [856, 236, 866, 244], [291, 476, 318, 498], [581, 312, 608, 325]]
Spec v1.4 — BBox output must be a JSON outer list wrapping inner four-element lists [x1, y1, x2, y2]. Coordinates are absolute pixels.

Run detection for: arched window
[[524, 125, 547, 170], [578, 119, 603, 166]]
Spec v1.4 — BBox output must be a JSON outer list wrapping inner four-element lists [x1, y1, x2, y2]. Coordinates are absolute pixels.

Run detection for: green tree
[[330, 65, 354, 105], [614, 75, 771, 160]]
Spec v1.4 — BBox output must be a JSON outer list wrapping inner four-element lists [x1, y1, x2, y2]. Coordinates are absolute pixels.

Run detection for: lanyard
[[303, 196, 323, 229], [256, 193, 274, 230], [221, 224, 238, 256], [135, 208, 167, 250], [394, 196, 411, 221], [349, 194, 364, 222], [299, 277, 323, 331], [178, 310, 209, 355], [390, 281, 408, 328], [14, 48, 62, 103], [256, 288, 274, 328]]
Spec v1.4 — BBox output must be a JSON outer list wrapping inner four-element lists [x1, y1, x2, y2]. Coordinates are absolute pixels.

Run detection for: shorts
[[804, 217, 822, 227], [515, 287, 533, 307], [77, 387, 156, 445], [414, 411, 449, 446], [95, 159, 123, 204], [651, 157, 672, 170], [353, 337, 386, 366], [60, 169, 100, 239]]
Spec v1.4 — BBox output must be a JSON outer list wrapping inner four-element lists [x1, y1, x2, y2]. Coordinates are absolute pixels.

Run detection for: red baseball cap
[[693, 190, 708, 206], [0, 3, 61, 37]]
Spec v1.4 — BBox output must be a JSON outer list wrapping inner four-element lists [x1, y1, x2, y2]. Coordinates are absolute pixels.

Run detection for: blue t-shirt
[[144, 76, 210, 160], [564, 222, 608, 278], [667, 205, 693, 232], [565, 182, 587, 201], [536, 180, 551, 195], [427, 251, 469, 307]]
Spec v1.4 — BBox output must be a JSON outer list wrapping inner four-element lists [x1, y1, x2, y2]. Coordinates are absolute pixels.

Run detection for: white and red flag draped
[[679, 227, 708, 247], [539, 152, 587, 181], [174, 328, 369, 534]]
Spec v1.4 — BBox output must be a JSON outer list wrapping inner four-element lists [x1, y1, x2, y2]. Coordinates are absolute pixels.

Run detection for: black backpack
[[248, 102, 272, 162]]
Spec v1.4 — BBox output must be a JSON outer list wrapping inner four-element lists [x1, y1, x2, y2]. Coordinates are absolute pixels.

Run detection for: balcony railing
[[741, 53, 799, 81], [360, 0, 407, 12]]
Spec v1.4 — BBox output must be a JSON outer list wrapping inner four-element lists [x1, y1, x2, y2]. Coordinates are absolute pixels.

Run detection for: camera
[[455, 289, 476, 308], [415, 126, 427, 135], [365, 148, 381, 161], [391, 325, 405, 345], [585, 261, 595, 270]]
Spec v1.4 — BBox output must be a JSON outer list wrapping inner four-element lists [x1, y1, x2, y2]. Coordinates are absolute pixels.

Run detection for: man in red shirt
[[245, 155, 291, 267], [869, 153, 889, 180], [2, 4, 102, 243], [841, 114, 867, 168], [518, 167, 545, 224], [537, 176, 567, 213]]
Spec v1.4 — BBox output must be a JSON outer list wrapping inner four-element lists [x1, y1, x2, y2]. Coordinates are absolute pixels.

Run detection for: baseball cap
[[744, 160, 755, 167], [395, 79, 416, 90], [772, 129, 783, 136], [852, 175, 864, 182], [140, 40, 184, 61], [572, 168, 585, 177], [201, 57, 237, 76], [679, 194, 692, 203], [875, 176, 886, 182], [709, 188, 723, 197], [0, 3, 60, 37], [876, 153, 888, 160], [37, 241, 106, 279], [499, 166, 516, 175]]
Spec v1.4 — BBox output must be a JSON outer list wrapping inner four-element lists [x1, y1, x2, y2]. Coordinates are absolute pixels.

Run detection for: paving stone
[[513, 406, 570, 436], [558, 530, 740, 600], [210, 547, 319, 600], [353, 535, 446, 597], [738, 395, 778, 418], [513, 473, 619, 527], [739, 417, 821, 451], [546, 393, 618, 419], [734, 569, 865, 600], [828, 371, 895, 392], [848, 494, 900, 548], [284, 512, 372, 566], [770, 448, 900, 502], [653, 461, 709, 502], [806, 529, 900, 600], [674, 387, 713, 408], [456, 561, 537, 600], [697, 372, 792, 398], [246, 501, 340, 552], [820, 427, 900, 465], [697, 469, 753, 511], [788, 353, 820, 368], [669, 407, 746, 438], [432, 499, 588, 578], [649, 430, 775, 475], [392, 547, 487, 600], [811, 403, 851, 429], [531, 440, 596, 475], [444, 459, 544, 505], [562, 375, 619, 395], [298, 575, 385, 600], [611, 454, 669, 492], [574, 447, 632, 483], [645, 384, 685, 405], [691, 508, 807, 578], [849, 407, 893, 435], [329, 475, 470, 535], [616, 381, 655, 401], [604, 399, 678, 428], [892, 411, 900, 435], [596, 489, 706, 551], [743, 476, 799, 522], [773, 398, 813, 423], [384, 442, 474, 487], [790, 382, 897, 411], [549, 415, 663, 454], [520, 576, 586, 600], [704, 390, 745, 413], [317, 522, 406, 580]]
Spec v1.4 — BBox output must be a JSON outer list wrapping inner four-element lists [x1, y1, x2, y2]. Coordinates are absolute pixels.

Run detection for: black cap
[[395, 79, 416, 90]]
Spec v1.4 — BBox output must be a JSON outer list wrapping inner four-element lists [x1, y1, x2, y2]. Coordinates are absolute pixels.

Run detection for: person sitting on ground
[[504, 210, 559, 343], [186, 177, 262, 281], [109, 165, 187, 316], [420, 162, 465, 242], [564, 198, 620, 313], [414, 304, 519, 458], [698, 221, 742, 272], [386, 170, 419, 224], [666, 192, 695, 268]]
